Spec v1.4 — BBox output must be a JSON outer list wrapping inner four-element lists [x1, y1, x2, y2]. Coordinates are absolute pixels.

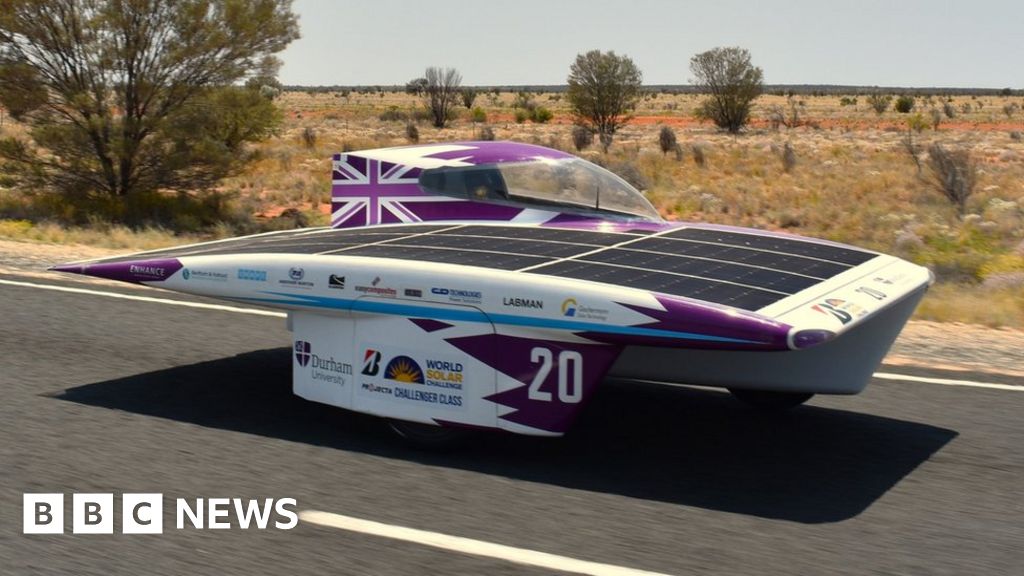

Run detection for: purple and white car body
[[54, 142, 932, 437]]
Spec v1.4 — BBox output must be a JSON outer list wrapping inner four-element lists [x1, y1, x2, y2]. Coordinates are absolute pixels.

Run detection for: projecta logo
[[385, 356, 424, 384], [328, 274, 346, 289], [294, 341, 312, 367], [362, 349, 382, 376], [561, 298, 578, 317], [237, 268, 267, 282]]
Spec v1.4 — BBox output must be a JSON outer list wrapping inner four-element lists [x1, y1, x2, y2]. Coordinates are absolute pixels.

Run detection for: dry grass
[[3, 89, 1024, 326]]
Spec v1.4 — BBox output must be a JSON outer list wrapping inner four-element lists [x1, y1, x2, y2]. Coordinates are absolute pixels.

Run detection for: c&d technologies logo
[[23, 493, 297, 534]]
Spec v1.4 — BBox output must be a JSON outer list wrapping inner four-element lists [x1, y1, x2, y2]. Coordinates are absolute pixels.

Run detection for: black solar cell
[[88, 223, 878, 310]]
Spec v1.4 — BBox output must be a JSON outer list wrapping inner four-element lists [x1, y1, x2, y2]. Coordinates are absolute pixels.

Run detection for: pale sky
[[279, 0, 1023, 89]]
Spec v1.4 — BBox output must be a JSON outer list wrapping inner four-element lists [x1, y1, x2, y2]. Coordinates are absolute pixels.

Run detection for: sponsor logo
[[424, 359, 464, 390], [362, 349, 382, 376], [328, 274, 345, 289], [23, 493, 297, 533], [294, 341, 311, 367], [561, 298, 609, 321], [129, 264, 168, 280], [183, 268, 228, 282], [503, 297, 543, 310], [371, 276, 381, 286], [355, 284, 397, 297], [361, 382, 392, 395], [431, 287, 483, 304], [855, 286, 887, 301], [403, 288, 423, 298], [385, 356, 424, 384], [295, 341, 351, 386], [279, 267, 313, 288], [237, 268, 267, 282], [811, 298, 867, 325]]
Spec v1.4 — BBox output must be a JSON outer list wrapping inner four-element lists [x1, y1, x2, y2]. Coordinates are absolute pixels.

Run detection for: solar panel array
[[102, 223, 878, 311]]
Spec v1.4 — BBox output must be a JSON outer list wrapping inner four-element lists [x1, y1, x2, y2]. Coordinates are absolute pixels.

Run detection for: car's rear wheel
[[386, 419, 470, 449], [729, 389, 814, 410]]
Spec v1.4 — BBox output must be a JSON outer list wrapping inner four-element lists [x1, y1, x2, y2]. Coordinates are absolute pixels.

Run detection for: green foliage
[[470, 107, 487, 123], [566, 50, 643, 144], [906, 113, 929, 133], [530, 106, 553, 123], [839, 96, 857, 106], [0, 0, 299, 227], [514, 109, 528, 123], [690, 47, 763, 134], [894, 95, 915, 113], [866, 94, 893, 114]]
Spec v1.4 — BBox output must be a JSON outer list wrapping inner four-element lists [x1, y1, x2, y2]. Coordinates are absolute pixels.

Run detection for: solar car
[[54, 141, 932, 444]]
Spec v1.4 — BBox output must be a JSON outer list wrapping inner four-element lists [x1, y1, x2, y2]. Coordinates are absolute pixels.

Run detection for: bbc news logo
[[23, 493, 297, 534]]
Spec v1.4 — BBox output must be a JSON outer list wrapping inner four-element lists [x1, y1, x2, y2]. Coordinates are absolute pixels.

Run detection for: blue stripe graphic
[[239, 291, 758, 344]]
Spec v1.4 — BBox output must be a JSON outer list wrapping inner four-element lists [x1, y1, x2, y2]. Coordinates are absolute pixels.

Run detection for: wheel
[[729, 388, 814, 411], [386, 419, 470, 449]]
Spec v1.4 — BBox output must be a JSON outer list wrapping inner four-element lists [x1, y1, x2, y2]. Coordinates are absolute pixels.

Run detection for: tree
[[405, 77, 428, 96], [566, 50, 643, 150], [689, 47, 763, 134], [422, 66, 462, 128], [0, 0, 299, 223]]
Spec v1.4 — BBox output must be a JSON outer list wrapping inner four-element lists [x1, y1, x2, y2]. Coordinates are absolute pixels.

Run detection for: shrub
[[378, 106, 407, 122], [781, 142, 796, 173], [301, 126, 316, 149], [927, 143, 977, 217], [1003, 102, 1020, 118], [460, 87, 478, 109], [405, 123, 419, 143], [907, 113, 929, 133], [894, 95, 915, 113], [867, 94, 892, 114], [609, 160, 649, 191], [470, 107, 487, 123], [929, 108, 942, 130], [658, 126, 677, 155], [839, 96, 857, 106], [571, 125, 593, 151], [692, 143, 707, 168], [943, 101, 957, 119], [514, 109, 528, 123], [530, 106, 553, 123]]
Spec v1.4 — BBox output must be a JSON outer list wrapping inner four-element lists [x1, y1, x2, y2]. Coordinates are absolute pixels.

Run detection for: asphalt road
[[1, 271, 1021, 575]]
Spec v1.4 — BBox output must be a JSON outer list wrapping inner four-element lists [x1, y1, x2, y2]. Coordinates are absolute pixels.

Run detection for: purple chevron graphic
[[446, 333, 620, 433]]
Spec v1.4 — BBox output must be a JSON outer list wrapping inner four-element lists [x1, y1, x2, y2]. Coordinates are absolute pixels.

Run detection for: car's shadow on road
[[56, 347, 956, 524]]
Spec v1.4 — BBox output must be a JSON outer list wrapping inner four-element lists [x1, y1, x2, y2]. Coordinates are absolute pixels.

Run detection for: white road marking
[[3, 276, 1021, 391], [873, 371, 1024, 391], [0, 278, 286, 318], [299, 510, 671, 576]]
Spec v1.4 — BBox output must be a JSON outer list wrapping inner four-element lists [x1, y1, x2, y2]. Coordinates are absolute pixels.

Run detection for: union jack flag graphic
[[331, 153, 448, 228]]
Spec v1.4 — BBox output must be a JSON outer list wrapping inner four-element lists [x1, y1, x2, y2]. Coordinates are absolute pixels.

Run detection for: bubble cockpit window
[[418, 157, 661, 220]]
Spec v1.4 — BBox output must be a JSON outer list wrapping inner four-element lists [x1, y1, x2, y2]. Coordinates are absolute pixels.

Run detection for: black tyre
[[729, 388, 814, 410], [386, 419, 470, 449]]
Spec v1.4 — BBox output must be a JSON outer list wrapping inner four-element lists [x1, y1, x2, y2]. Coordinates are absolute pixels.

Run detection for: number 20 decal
[[528, 347, 584, 403]]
